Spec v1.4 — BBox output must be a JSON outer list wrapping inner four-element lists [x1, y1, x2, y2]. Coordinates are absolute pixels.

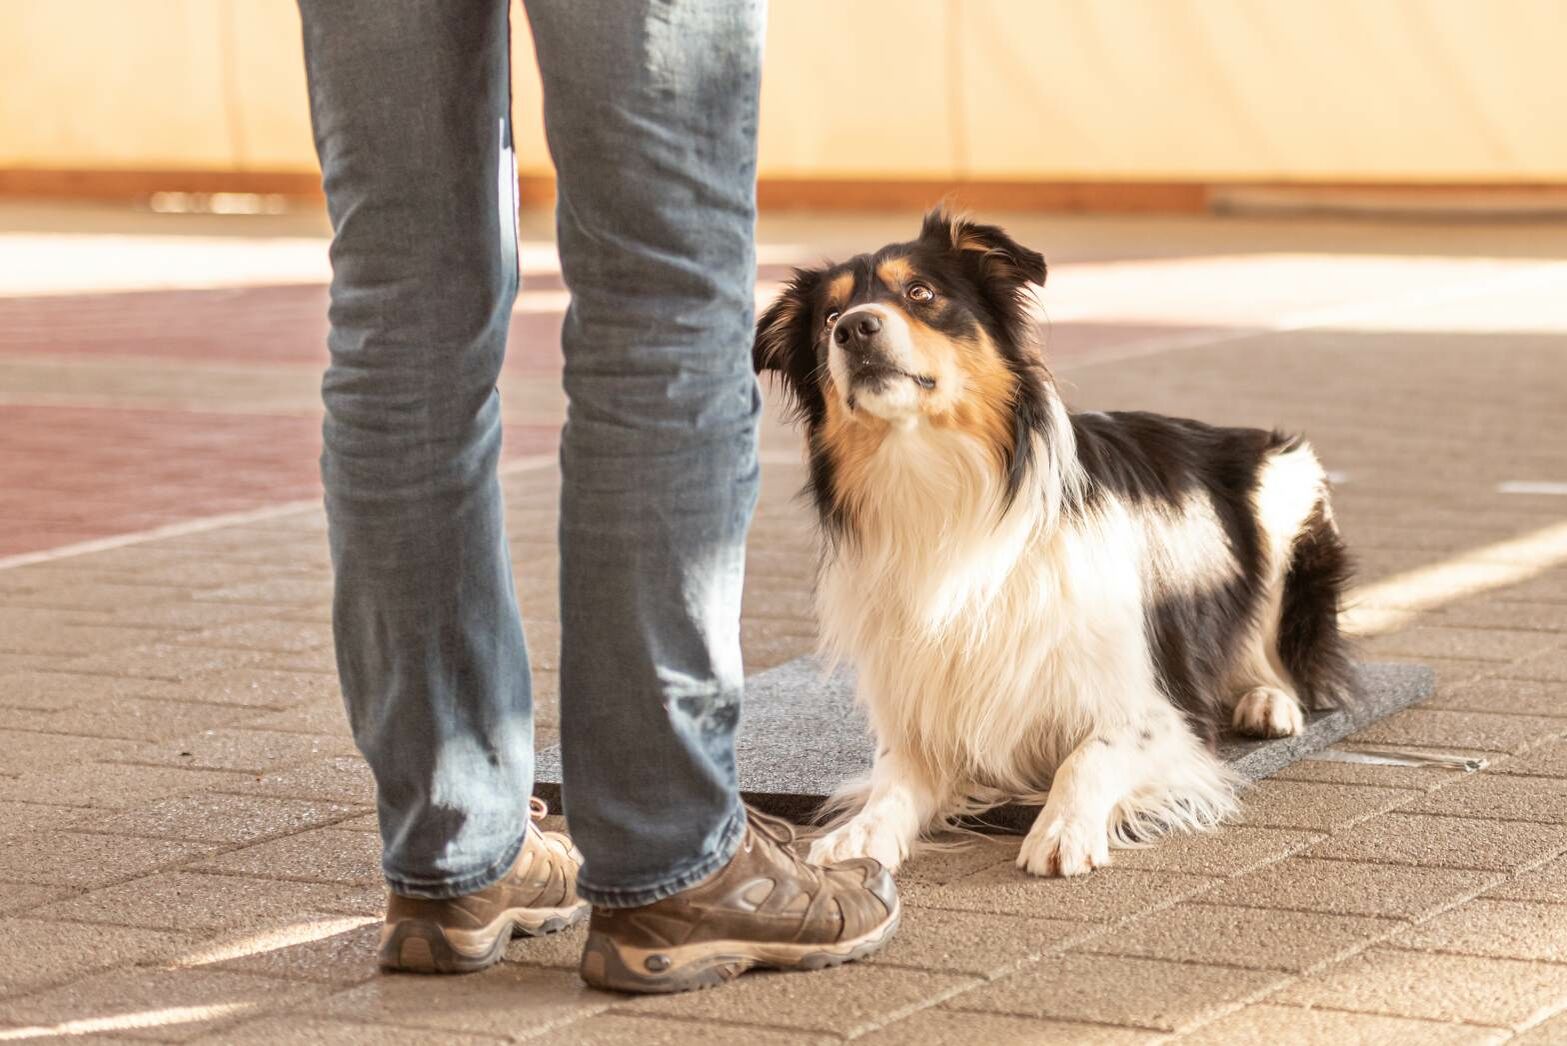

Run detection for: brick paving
[[0, 202, 1565, 1041]]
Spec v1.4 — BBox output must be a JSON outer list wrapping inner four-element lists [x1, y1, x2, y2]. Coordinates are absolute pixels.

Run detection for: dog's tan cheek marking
[[821, 393, 891, 509], [924, 327, 1017, 469]]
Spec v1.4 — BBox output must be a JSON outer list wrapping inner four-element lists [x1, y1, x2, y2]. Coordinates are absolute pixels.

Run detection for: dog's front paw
[[1232, 686, 1305, 738], [808, 814, 910, 871], [1017, 814, 1110, 877]]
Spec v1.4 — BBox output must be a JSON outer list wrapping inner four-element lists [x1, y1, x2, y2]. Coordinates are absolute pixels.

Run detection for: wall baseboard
[[3, 168, 1566, 216]]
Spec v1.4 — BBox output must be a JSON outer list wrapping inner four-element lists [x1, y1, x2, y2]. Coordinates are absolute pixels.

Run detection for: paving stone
[[531, 1015, 832, 1045], [0, 918, 189, 998], [870, 908, 1096, 977], [617, 963, 975, 1037], [1371, 657, 1497, 688], [1431, 600, 1567, 634], [228, 755, 375, 805], [0, 799, 90, 840], [81, 793, 362, 845], [1110, 826, 1320, 877], [944, 952, 1284, 1033], [1504, 649, 1567, 683], [1487, 852, 1567, 903], [1305, 813, 1567, 871], [1271, 757, 1456, 791], [0, 831, 218, 888], [1495, 738, 1567, 779], [897, 837, 1018, 885], [258, 649, 339, 674], [1514, 1009, 1567, 1044], [1078, 902, 1394, 973], [0, 881, 71, 917], [176, 913, 381, 986], [504, 921, 589, 970], [1178, 1003, 1507, 1045], [136, 668, 341, 709], [124, 728, 356, 774], [0, 967, 331, 1042], [65, 643, 269, 682], [176, 619, 331, 654], [1200, 858, 1500, 920], [900, 865, 1219, 922], [855, 1009, 1161, 1045], [35, 871, 379, 932], [1363, 627, 1560, 663], [1348, 709, 1567, 755], [308, 966, 611, 1038], [0, 763, 252, 809], [192, 829, 380, 885], [7, 697, 251, 742], [1422, 677, 1567, 718], [1274, 946, 1567, 1028], [192, 578, 334, 607], [239, 701, 353, 738], [1235, 780, 1413, 831], [1404, 773, 1567, 824], [0, 729, 141, 774], [1397, 898, 1567, 963], [197, 1015, 510, 1045]]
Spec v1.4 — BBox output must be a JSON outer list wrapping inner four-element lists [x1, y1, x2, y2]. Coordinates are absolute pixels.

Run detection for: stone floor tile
[[897, 837, 1018, 885], [9, 697, 251, 742], [1487, 852, 1567, 903], [1235, 780, 1413, 831], [900, 865, 1219, 922], [1110, 826, 1320, 877], [135, 668, 340, 709], [870, 908, 1097, 977], [35, 871, 379, 932], [0, 831, 217, 888], [1504, 649, 1567, 683], [192, 578, 333, 607], [1178, 1003, 1507, 1045], [1270, 756, 1456, 791], [65, 643, 269, 682], [176, 619, 330, 654], [0, 918, 189, 998], [1397, 898, 1567, 963], [0, 881, 71, 917], [616, 964, 975, 1037], [0, 729, 142, 774], [0, 670, 158, 711], [1404, 773, 1567, 823], [1273, 946, 1567, 1028], [124, 728, 356, 774], [1078, 902, 1394, 973], [79, 793, 361, 845], [192, 829, 380, 885], [945, 952, 1284, 1033], [1422, 677, 1567, 718], [239, 701, 353, 738], [174, 913, 381, 986], [227, 755, 375, 805], [0, 967, 331, 1042], [1430, 600, 1567, 635], [1362, 627, 1560, 664], [527, 1015, 834, 1045], [307, 966, 611, 1038], [856, 1009, 1162, 1045], [1304, 813, 1567, 871], [196, 1015, 509, 1045], [1495, 738, 1567, 779], [1200, 858, 1499, 919], [0, 799, 90, 840], [1348, 709, 1567, 755], [0, 764, 252, 809], [1513, 1009, 1567, 1044]]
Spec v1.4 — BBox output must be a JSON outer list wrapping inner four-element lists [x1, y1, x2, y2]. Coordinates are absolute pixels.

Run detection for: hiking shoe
[[578, 806, 899, 993], [379, 797, 589, 974]]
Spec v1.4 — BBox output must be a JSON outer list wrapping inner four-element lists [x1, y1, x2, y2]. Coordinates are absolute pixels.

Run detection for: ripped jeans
[[297, 0, 763, 906]]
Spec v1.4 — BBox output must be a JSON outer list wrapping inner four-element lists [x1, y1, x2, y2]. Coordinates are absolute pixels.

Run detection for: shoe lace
[[744, 804, 801, 851]]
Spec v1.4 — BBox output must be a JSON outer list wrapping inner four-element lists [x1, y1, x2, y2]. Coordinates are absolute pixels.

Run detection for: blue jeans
[[298, 0, 763, 906]]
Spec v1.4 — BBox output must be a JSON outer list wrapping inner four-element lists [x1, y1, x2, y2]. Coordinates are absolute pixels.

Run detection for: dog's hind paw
[[1017, 814, 1110, 878], [1231, 686, 1305, 738]]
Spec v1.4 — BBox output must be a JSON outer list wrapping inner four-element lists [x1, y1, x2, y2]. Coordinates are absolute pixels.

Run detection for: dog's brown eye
[[907, 283, 934, 303], [824, 309, 841, 327]]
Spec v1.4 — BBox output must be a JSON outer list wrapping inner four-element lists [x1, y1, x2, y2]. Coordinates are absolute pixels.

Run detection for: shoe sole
[[578, 902, 901, 994], [379, 901, 591, 975]]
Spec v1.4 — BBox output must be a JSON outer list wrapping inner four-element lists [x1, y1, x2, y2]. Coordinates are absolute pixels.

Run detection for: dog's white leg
[[1016, 730, 1137, 877], [808, 748, 939, 872]]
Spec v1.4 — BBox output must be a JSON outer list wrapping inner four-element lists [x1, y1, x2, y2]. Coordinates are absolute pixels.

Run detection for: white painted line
[[0, 453, 560, 573], [1499, 481, 1567, 496], [1341, 519, 1567, 636]]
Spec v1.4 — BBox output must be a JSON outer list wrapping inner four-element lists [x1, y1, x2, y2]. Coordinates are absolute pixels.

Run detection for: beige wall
[[4, 0, 1566, 182]]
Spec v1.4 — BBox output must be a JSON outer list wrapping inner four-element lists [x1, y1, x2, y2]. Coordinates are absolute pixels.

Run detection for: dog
[[752, 210, 1355, 877]]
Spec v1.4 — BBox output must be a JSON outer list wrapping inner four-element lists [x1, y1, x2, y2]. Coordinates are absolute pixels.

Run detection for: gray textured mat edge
[[535, 658, 1434, 833]]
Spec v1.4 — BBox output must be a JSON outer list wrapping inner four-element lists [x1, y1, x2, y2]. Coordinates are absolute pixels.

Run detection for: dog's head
[[755, 210, 1055, 522]]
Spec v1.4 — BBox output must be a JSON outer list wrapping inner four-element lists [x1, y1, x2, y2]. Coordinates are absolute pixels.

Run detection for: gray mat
[[534, 658, 1434, 833]]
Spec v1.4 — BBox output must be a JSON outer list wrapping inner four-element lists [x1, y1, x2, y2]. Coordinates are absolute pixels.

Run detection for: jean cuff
[[574, 802, 747, 909], [381, 825, 530, 900]]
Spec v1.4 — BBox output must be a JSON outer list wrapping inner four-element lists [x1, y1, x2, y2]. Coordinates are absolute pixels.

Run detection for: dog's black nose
[[833, 312, 882, 347]]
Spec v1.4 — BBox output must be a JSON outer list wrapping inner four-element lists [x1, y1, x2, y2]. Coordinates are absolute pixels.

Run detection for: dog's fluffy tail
[[1279, 500, 1357, 710]]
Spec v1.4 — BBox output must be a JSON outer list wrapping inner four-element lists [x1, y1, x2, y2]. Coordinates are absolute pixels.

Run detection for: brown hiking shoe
[[578, 807, 899, 993], [379, 797, 589, 974]]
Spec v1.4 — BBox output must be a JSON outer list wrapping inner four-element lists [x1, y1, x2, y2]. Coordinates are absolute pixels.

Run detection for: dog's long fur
[[754, 210, 1355, 876]]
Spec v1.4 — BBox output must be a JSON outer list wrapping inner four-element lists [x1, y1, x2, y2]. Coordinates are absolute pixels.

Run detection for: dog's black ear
[[754, 267, 827, 423], [919, 208, 1046, 287]]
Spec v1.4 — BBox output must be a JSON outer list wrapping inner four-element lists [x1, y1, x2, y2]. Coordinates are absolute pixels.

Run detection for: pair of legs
[[298, 0, 764, 906]]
